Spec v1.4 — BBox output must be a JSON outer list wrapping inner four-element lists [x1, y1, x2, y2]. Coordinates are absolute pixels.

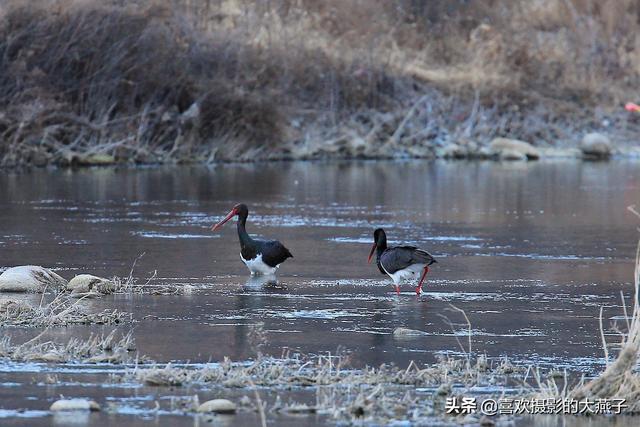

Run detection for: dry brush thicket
[[1, 0, 640, 166]]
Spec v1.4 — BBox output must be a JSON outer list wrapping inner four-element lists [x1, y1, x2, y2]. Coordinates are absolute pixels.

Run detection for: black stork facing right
[[368, 228, 437, 296], [211, 203, 293, 275]]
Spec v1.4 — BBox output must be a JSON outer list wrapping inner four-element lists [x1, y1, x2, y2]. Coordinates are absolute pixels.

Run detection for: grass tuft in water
[[124, 349, 527, 424], [0, 293, 130, 327], [0, 329, 138, 364]]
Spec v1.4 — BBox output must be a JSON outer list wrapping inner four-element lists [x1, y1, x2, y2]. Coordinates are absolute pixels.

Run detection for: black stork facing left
[[368, 228, 437, 295], [211, 203, 293, 275]]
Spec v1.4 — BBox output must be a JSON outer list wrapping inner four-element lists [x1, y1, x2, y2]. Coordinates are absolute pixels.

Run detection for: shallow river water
[[1, 160, 640, 426]]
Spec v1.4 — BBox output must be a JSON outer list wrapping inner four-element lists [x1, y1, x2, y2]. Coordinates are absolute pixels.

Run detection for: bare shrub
[[0, 0, 400, 166]]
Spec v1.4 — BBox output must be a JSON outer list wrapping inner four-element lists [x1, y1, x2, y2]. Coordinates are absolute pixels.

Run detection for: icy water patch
[[423, 328, 547, 337], [0, 410, 50, 419], [2, 162, 640, 426], [272, 309, 369, 319], [131, 231, 219, 239], [328, 235, 483, 244]]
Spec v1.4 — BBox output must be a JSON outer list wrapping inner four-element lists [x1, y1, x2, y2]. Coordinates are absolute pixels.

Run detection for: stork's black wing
[[259, 239, 293, 267], [380, 246, 436, 274]]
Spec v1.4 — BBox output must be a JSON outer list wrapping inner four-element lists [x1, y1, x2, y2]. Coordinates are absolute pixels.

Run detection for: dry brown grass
[[126, 349, 524, 423], [110, 273, 194, 295], [0, 0, 400, 166], [0, 293, 131, 327], [1, 0, 639, 165], [131, 350, 470, 389], [0, 329, 138, 363]]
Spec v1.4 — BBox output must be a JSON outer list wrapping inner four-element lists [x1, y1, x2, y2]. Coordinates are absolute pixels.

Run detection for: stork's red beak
[[367, 243, 377, 264], [211, 208, 237, 231]]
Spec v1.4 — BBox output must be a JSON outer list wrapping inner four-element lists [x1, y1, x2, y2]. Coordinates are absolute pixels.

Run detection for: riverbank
[[1, 1, 640, 168]]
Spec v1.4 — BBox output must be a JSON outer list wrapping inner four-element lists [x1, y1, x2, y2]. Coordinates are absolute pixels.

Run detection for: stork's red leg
[[394, 284, 400, 295], [416, 266, 430, 295]]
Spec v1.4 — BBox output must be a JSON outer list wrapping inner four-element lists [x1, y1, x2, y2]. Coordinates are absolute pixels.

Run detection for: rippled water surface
[[1, 160, 640, 426]]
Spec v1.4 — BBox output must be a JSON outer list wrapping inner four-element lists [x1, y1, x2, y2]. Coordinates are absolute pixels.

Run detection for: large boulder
[[498, 148, 527, 161], [489, 138, 540, 160], [580, 133, 612, 160], [0, 266, 67, 293], [67, 274, 114, 294]]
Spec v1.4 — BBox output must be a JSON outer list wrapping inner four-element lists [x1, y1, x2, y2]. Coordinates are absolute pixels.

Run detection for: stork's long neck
[[376, 239, 387, 260], [236, 214, 254, 248]]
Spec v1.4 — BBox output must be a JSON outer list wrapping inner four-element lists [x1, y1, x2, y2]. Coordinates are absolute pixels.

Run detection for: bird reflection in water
[[243, 274, 285, 290]]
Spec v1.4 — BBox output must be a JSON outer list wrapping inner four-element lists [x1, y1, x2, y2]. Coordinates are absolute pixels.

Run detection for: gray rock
[[498, 148, 527, 161], [618, 146, 640, 157], [480, 415, 496, 426], [580, 132, 612, 160], [0, 266, 67, 293], [27, 352, 66, 363], [539, 147, 581, 158], [32, 150, 50, 167], [441, 143, 468, 159], [76, 154, 116, 166], [50, 399, 100, 412], [197, 399, 237, 414], [436, 383, 452, 396], [548, 370, 564, 379], [180, 102, 200, 124], [406, 144, 433, 158], [282, 403, 317, 414], [393, 327, 428, 336], [134, 148, 160, 164], [489, 138, 540, 160], [67, 274, 114, 294], [462, 413, 480, 424], [474, 146, 493, 159]]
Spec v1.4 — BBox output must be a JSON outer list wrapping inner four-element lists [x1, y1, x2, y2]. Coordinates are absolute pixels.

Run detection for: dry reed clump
[[125, 350, 524, 423], [110, 274, 193, 296], [0, 293, 131, 327], [130, 352, 471, 388], [0, 329, 138, 364], [106, 255, 194, 295]]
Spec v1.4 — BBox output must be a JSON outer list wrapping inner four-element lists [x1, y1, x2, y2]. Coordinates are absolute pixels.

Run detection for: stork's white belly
[[241, 253, 278, 275], [381, 263, 426, 285]]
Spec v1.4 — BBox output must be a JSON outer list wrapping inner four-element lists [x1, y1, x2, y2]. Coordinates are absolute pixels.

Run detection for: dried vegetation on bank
[[1, 0, 640, 167]]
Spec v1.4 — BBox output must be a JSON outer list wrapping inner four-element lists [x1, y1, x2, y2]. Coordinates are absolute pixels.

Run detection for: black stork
[[211, 203, 293, 275], [368, 228, 437, 295]]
